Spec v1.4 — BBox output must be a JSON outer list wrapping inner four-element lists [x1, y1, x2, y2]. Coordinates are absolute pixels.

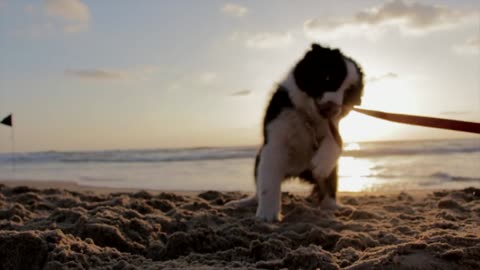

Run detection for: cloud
[[232, 31, 292, 49], [16, 0, 91, 36], [230, 90, 251, 96], [162, 71, 220, 92], [304, 0, 479, 39], [45, 0, 89, 22], [65, 66, 160, 80], [65, 69, 125, 80], [221, 3, 248, 17], [368, 72, 399, 82], [453, 35, 480, 55], [44, 0, 90, 33], [354, 0, 466, 30]]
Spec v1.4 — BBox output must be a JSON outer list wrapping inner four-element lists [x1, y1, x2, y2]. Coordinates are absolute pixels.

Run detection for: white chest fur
[[311, 119, 342, 180]]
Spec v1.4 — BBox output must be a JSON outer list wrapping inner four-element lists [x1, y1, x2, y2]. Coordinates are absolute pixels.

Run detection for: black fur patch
[[309, 167, 338, 202], [293, 44, 347, 99], [298, 170, 315, 183], [262, 87, 293, 143], [254, 149, 261, 180], [325, 166, 338, 199]]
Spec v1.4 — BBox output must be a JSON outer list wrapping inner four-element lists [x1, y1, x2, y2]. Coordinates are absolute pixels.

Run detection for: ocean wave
[[430, 172, 480, 182], [343, 145, 479, 157], [363, 171, 480, 183], [0, 148, 258, 164], [0, 139, 478, 164]]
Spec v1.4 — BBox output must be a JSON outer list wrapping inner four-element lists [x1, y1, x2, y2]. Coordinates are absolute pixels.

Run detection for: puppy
[[227, 44, 364, 222]]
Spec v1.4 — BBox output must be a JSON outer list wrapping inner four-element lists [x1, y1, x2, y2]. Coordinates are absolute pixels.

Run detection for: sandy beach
[[0, 180, 479, 270], [2, 0, 479, 269]]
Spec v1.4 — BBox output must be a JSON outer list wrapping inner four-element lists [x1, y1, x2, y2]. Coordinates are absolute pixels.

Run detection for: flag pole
[[1, 113, 15, 173], [11, 118, 15, 173]]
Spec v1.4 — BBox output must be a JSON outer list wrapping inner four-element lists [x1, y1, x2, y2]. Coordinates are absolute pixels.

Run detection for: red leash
[[353, 108, 480, 134]]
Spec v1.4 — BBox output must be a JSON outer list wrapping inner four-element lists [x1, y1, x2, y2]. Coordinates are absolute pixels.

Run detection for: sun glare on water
[[337, 155, 377, 192], [286, 143, 381, 192], [343, 142, 360, 151]]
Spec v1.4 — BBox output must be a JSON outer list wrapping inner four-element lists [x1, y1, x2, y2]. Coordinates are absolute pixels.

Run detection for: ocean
[[0, 138, 478, 192]]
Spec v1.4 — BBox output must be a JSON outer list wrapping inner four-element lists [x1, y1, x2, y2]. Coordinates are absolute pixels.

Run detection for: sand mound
[[0, 184, 479, 269]]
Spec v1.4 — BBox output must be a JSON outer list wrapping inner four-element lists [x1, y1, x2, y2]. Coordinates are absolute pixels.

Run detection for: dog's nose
[[316, 101, 341, 118], [316, 101, 338, 110]]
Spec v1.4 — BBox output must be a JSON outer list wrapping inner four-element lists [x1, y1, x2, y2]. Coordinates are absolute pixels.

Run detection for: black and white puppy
[[227, 44, 364, 222]]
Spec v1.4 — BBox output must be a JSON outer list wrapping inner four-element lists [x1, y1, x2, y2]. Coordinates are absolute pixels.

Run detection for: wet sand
[[0, 181, 479, 269]]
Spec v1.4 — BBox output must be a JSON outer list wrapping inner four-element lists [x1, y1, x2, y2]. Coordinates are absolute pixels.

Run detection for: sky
[[0, 0, 479, 152]]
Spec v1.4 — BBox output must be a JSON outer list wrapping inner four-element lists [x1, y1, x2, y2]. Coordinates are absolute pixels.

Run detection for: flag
[[1, 114, 12, 127]]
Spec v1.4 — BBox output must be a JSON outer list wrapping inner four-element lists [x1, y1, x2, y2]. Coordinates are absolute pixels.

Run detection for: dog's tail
[[225, 194, 258, 208]]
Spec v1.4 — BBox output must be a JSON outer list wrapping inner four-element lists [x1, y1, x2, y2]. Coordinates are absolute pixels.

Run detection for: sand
[[0, 181, 479, 270]]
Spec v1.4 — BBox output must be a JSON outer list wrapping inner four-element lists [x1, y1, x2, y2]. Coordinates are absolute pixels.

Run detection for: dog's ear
[[311, 43, 330, 53], [309, 44, 341, 58], [311, 43, 338, 52], [311, 43, 323, 51]]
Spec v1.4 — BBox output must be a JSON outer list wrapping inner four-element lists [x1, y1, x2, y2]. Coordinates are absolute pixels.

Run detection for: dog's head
[[293, 43, 364, 118]]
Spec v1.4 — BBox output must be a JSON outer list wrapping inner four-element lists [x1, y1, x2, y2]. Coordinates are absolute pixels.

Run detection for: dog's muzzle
[[316, 101, 341, 118]]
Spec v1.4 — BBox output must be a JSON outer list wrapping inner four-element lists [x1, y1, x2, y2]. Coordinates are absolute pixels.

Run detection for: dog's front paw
[[256, 206, 282, 222]]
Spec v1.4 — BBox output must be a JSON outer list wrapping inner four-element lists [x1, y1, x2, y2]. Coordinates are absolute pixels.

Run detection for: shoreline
[[0, 178, 437, 194], [0, 179, 203, 195], [0, 179, 437, 200]]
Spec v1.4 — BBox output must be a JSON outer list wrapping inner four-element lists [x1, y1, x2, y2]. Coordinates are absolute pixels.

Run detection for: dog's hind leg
[[225, 149, 261, 208]]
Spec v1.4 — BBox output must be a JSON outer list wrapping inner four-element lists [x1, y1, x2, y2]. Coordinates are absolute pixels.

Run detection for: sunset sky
[[0, 0, 479, 152]]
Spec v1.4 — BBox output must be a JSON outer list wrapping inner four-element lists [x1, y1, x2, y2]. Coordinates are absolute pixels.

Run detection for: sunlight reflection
[[338, 157, 377, 192], [344, 142, 360, 151]]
